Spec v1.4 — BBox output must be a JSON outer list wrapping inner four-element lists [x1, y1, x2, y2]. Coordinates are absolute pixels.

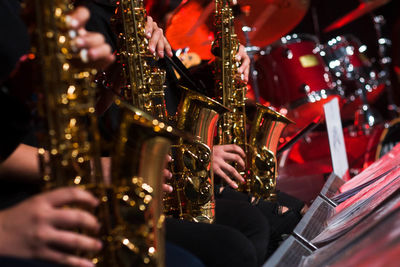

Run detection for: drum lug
[[282, 48, 293, 59]]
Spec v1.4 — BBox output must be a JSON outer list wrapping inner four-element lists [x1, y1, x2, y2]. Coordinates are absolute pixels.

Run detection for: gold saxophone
[[114, 0, 167, 120], [164, 87, 227, 223], [114, 0, 227, 223], [29, 1, 176, 266], [212, 0, 292, 201]]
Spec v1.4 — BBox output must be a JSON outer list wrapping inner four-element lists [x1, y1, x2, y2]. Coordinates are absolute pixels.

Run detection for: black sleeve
[[0, 89, 31, 162], [0, 0, 29, 83]]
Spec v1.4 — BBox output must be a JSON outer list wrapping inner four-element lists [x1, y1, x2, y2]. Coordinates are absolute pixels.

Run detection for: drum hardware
[[277, 115, 322, 157], [241, 22, 261, 102], [372, 14, 399, 117]]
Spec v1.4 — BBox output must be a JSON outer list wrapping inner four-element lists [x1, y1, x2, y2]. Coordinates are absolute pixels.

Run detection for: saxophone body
[[164, 87, 227, 223], [248, 105, 293, 201], [115, 0, 167, 120], [111, 100, 184, 267], [30, 1, 175, 266], [213, 0, 292, 201]]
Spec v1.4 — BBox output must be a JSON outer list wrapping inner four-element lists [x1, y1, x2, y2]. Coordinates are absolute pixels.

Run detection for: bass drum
[[252, 34, 342, 134]]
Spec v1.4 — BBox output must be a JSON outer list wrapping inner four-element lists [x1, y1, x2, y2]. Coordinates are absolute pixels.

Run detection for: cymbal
[[166, 0, 310, 59], [235, 0, 310, 48], [324, 0, 391, 32]]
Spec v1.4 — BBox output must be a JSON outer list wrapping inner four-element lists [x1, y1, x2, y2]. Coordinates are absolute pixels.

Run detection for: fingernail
[[168, 185, 173, 193], [75, 37, 85, 47], [159, 51, 164, 58], [147, 32, 152, 38], [65, 15, 79, 28], [80, 49, 89, 63], [232, 182, 238, 189], [169, 172, 173, 179], [167, 155, 172, 162]]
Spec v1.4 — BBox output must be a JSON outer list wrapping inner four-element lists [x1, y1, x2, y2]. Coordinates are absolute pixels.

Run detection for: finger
[[163, 184, 173, 193], [162, 169, 173, 180], [51, 209, 100, 233], [145, 16, 154, 38], [238, 54, 250, 74], [156, 32, 165, 58], [164, 37, 173, 57], [40, 247, 95, 267], [74, 32, 106, 50], [244, 64, 249, 83], [222, 144, 246, 158], [44, 187, 99, 208], [222, 152, 246, 170], [149, 26, 162, 54], [88, 43, 113, 62], [236, 45, 244, 62], [214, 168, 238, 189], [66, 6, 90, 30], [47, 228, 102, 253], [165, 154, 172, 163], [222, 163, 245, 184]]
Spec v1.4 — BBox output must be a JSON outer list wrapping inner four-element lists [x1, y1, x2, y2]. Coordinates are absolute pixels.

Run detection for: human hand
[[145, 16, 173, 58], [0, 187, 101, 267], [212, 144, 246, 189], [162, 155, 173, 193], [67, 6, 115, 69], [236, 44, 250, 83]]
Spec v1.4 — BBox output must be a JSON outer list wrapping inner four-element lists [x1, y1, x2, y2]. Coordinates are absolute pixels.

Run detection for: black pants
[[166, 198, 271, 267], [0, 242, 204, 267], [217, 187, 303, 256]]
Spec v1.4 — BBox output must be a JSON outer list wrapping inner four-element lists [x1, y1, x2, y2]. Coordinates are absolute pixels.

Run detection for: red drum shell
[[252, 34, 340, 132]]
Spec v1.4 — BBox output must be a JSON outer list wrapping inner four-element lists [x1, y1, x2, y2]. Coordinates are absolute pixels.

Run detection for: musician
[[0, 2, 206, 267], [80, 0, 274, 266]]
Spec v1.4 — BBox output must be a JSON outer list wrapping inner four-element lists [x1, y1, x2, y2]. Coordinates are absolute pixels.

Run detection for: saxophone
[[212, 0, 292, 201], [114, 0, 228, 223], [114, 0, 167, 120], [29, 1, 175, 266], [164, 87, 227, 223]]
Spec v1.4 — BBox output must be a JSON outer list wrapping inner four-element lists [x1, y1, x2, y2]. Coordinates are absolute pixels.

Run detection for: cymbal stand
[[354, 78, 380, 128], [242, 26, 261, 102], [372, 14, 399, 117]]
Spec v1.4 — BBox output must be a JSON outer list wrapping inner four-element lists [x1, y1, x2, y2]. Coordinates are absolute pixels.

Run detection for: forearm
[[0, 144, 40, 182]]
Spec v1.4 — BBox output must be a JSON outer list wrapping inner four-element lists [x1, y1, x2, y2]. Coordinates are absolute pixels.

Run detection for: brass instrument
[[29, 0, 109, 264], [111, 100, 184, 266], [212, 0, 292, 201], [30, 1, 176, 266], [114, 0, 228, 223], [164, 87, 227, 223], [248, 105, 293, 201], [114, 0, 167, 120]]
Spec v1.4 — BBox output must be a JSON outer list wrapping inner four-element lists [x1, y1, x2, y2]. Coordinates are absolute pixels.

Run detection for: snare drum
[[252, 34, 341, 131]]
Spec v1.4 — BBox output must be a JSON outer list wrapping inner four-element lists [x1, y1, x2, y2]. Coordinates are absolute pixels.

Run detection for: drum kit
[[165, 0, 400, 196]]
